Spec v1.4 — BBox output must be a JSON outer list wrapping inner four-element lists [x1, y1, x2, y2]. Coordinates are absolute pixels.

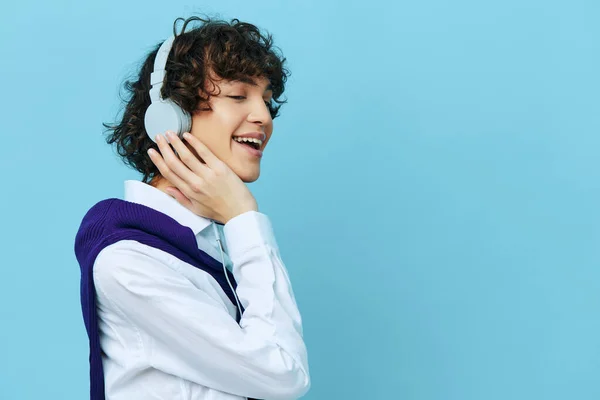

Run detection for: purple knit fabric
[[74, 198, 244, 400]]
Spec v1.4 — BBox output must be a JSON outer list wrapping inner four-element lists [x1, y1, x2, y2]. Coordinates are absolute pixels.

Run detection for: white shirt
[[92, 180, 310, 400]]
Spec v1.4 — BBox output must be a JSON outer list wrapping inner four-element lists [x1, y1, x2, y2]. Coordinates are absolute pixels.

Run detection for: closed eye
[[228, 95, 272, 108]]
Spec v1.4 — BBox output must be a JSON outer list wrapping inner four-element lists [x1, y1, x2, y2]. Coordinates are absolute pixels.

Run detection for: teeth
[[233, 137, 263, 147]]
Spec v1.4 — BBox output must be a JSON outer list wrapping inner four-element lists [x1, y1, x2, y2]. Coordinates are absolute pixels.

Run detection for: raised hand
[[148, 131, 258, 224]]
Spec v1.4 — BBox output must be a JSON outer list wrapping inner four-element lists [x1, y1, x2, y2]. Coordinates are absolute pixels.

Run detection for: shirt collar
[[124, 180, 212, 236]]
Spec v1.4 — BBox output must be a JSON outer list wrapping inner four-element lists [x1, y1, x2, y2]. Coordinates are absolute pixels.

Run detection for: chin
[[235, 168, 260, 183]]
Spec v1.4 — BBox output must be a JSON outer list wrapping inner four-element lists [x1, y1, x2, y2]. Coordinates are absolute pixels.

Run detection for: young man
[[75, 15, 310, 400]]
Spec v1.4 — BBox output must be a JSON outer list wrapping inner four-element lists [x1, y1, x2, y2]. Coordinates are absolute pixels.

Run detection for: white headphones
[[143, 35, 192, 143]]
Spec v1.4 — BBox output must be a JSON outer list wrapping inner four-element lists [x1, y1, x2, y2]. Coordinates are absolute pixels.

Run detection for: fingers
[[181, 132, 222, 169], [153, 133, 205, 186], [164, 131, 211, 176], [148, 137, 201, 197]]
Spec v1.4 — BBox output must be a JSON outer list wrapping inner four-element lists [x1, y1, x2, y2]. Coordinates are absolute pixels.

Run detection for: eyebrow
[[234, 76, 273, 92]]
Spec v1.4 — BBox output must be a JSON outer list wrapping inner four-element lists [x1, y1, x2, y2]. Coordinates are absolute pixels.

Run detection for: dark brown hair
[[103, 15, 289, 183]]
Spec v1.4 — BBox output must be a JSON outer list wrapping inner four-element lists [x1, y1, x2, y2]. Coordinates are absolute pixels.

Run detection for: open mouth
[[232, 136, 263, 151]]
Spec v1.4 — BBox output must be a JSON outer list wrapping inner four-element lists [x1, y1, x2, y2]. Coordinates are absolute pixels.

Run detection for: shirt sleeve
[[93, 211, 310, 400]]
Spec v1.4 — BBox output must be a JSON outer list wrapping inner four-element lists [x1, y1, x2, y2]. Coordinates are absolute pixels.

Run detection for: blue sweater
[[74, 198, 245, 400]]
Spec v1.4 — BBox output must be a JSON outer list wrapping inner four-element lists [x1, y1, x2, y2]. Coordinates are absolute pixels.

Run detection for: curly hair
[[103, 15, 290, 183]]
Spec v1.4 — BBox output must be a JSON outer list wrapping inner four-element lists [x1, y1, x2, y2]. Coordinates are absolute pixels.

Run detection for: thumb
[[165, 187, 193, 209]]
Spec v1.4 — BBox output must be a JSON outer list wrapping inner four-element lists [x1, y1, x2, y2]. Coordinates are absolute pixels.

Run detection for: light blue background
[[1, 0, 599, 399]]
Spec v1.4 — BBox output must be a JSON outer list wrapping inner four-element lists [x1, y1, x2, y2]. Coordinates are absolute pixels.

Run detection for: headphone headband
[[144, 33, 192, 142], [149, 35, 175, 102]]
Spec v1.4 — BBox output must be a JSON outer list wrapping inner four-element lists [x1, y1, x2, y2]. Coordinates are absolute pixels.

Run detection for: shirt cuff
[[223, 211, 279, 258]]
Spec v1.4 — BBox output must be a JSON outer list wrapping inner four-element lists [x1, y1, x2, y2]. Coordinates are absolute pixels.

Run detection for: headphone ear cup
[[144, 99, 191, 143], [173, 101, 192, 135]]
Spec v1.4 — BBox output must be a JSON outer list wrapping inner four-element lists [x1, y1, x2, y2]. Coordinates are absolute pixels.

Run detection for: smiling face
[[190, 75, 274, 183]]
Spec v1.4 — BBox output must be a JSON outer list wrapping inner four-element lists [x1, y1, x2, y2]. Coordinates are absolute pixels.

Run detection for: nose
[[247, 97, 272, 126]]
